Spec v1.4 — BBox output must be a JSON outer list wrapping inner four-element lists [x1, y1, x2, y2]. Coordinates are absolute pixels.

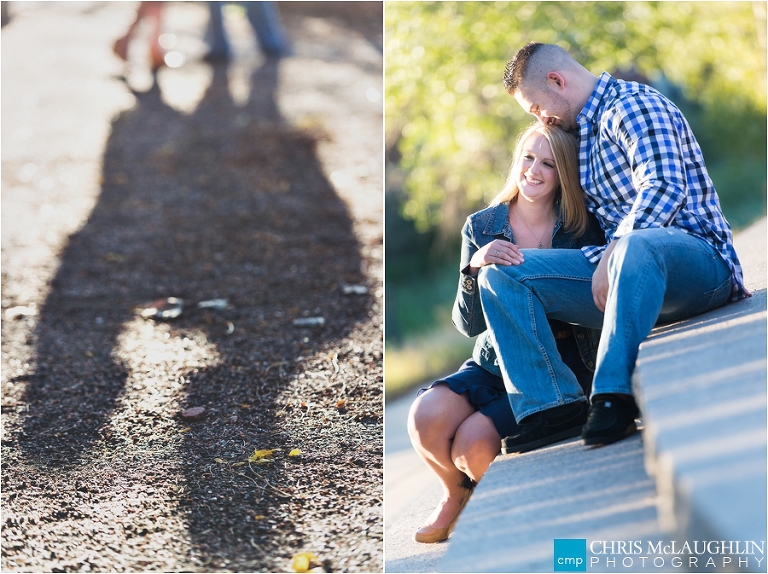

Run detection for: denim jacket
[[451, 202, 605, 377]]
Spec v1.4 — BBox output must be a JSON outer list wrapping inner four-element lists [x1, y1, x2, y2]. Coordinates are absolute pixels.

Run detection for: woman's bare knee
[[407, 392, 440, 443], [408, 386, 473, 447]]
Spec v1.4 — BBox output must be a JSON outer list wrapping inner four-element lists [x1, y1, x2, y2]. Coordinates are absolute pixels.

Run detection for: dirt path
[[1, 3, 382, 572]]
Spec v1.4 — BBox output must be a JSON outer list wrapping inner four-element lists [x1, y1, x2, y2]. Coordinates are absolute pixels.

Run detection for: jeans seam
[[594, 239, 653, 396], [521, 274, 593, 282], [527, 290, 562, 403], [681, 273, 732, 318], [626, 249, 652, 343]]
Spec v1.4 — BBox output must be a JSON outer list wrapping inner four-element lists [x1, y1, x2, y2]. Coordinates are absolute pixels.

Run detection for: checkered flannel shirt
[[577, 72, 746, 301]]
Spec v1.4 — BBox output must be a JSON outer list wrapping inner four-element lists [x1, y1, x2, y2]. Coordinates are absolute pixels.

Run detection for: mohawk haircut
[[503, 42, 542, 94], [503, 42, 577, 95]]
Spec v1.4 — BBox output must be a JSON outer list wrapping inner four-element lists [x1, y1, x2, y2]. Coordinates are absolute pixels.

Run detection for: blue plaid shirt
[[578, 72, 746, 301]]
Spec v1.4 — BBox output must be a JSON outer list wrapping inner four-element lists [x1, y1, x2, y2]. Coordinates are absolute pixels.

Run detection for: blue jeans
[[478, 227, 733, 422], [207, 2, 290, 59]]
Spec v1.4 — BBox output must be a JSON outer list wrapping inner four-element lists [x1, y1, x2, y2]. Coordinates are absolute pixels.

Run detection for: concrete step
[[441, 433, 664, 572], [635, 218, 767, 571], [438, 218, 767, 573]]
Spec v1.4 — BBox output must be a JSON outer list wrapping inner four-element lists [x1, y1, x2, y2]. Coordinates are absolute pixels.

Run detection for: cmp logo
[[554, 539, 587, 572]]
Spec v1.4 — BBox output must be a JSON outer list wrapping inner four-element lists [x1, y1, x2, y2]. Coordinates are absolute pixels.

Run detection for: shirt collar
[[578, 72, 616, 125], [484, 201, 563, 239], [484, 202, 513, 237]]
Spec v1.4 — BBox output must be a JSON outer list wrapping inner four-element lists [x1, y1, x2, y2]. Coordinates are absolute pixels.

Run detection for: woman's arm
[[451, 217, 522, 337], [452, 218, 487, 338]]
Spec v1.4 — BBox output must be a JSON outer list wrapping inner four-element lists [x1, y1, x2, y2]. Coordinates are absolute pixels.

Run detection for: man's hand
[[468, 239, 524, 275], [592, 240, 617, 312]]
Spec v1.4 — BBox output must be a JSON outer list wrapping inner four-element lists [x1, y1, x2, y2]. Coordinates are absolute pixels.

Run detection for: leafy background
[[385, 1, 767, 397]]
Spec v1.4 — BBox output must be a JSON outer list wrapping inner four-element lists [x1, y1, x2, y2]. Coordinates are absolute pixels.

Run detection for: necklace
[[512, 204, 553, 249]]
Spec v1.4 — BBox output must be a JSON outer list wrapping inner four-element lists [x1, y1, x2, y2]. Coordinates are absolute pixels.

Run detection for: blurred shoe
[[149, 42, 166, 71], [113, 36, 129, 61]]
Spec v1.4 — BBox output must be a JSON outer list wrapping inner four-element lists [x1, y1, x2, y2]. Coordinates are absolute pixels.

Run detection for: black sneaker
[[501, 401, 589, 454], [581, 394, 639, 446]]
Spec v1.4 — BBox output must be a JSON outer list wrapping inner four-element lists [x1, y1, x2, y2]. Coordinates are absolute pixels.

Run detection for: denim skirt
[[418, 333, 593, 439], [418, 359, 521, 438]]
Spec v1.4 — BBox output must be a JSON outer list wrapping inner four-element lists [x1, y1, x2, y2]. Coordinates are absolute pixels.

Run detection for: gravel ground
[[1, 2, 383, 572]]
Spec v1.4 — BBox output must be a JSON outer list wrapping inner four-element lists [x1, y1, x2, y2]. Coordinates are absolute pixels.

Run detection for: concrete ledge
[[439, 219, 767, 573], [634, 218, 767, 569], [441, 434, 663, 572]]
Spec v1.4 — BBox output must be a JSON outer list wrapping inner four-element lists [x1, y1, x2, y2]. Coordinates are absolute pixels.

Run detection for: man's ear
[[546, 72, 566, 92]]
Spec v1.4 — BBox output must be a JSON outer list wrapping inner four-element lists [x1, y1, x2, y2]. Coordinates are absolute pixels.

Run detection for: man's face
[[515, 87, 578, 134]]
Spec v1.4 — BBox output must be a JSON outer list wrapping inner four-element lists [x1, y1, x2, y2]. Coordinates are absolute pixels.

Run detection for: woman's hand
[[467, 240, 524, 275]]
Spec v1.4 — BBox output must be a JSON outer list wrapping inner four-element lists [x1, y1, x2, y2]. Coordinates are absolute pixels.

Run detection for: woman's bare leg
[[407, 385, 475, 529], [452, 410, 501, 483], [142, 2, 165, 70], [113, 2, 165, 68]]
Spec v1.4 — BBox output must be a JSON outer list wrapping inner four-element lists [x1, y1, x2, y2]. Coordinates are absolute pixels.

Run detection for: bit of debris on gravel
[[1, 2, 383, 572]]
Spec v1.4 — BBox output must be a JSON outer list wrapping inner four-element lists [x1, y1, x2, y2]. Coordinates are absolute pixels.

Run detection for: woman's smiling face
[[515, 132, 559, 203]]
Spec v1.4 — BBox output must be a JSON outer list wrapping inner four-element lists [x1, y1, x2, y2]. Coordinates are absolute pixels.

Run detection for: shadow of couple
[[14, 55, 370, 568]]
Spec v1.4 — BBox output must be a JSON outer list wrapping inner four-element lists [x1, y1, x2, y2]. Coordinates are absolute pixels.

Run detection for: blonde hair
[[490, 123, 588, 237]]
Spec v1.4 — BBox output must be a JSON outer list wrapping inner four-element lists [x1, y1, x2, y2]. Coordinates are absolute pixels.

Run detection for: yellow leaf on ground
[[179, 428, 191, 433], [254, 514, 266, 520], [248, 449, 276, 462], [232, 461, 246, 467], [289, 449, 302, 457], [291, 552, 318, 573], [214, 458, 226, 463]]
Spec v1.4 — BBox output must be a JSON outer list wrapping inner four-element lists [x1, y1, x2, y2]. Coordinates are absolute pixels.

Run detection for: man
[[480, 42, 747, 452]]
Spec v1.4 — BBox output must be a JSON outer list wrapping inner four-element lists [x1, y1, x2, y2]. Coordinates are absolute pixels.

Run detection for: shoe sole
[[582, 421, 638, 446], [501, 425, 584, 455]]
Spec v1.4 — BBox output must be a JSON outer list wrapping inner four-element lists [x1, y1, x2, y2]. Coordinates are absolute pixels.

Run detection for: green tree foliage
[[386, 1, 767, 241]]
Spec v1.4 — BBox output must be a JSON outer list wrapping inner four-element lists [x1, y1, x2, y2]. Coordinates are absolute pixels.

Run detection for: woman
[[113, 2, 166, 71], [407, 123, 605, 543]]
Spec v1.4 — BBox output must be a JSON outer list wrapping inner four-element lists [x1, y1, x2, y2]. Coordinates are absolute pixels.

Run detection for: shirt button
[[578, 333, 585, 340]]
